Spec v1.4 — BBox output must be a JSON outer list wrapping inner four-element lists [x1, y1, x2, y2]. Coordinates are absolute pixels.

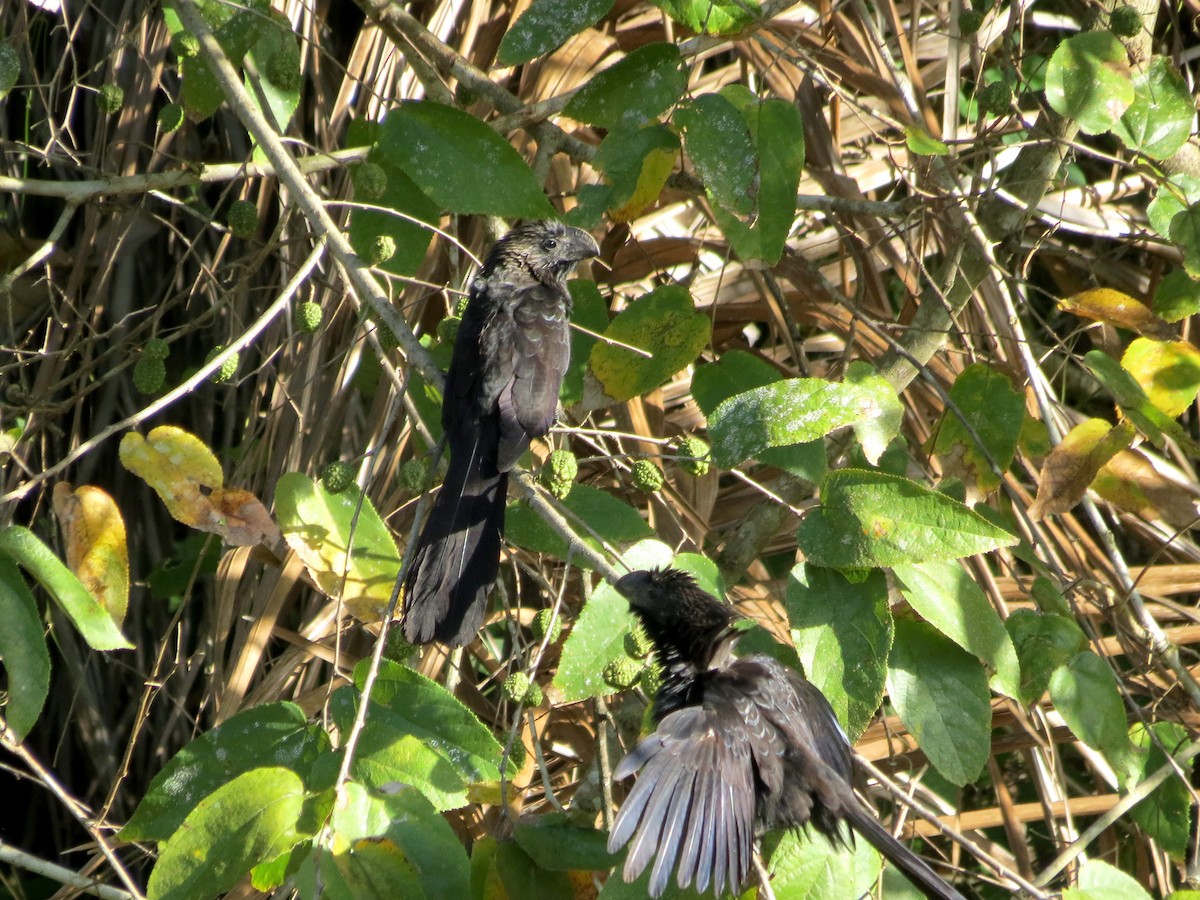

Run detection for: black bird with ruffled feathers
[[608, 567, 966, 900], [402, 221, 599, 646]]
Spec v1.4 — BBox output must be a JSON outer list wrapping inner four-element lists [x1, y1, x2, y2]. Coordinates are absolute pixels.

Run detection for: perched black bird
[[402, 221, 599, 646], [609, 568, 966, 900]]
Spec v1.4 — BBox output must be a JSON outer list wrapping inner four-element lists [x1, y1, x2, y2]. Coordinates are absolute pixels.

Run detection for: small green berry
[[133, 357, 166, 395], [265, 41, 301, 91], [958, 9, 984, 35], [630, 459, 664, 493], [297, 301, 323, 333], [436, 315, 461, 346], [454, 295, 471, 317], [502, 672, 543, 706], [603, 656, 643, 691], [399, 457, 433, 493], [351, 162, 388, 200], [172, 31, 201, 59], [227, 200, 259, 238], [977, 81, 1013, 117], [384, 628, 417, 662], [143, 338, 170, 361], [640, 661, 663, 697], [673, 436, 711, 477], [540, 449, 578, 500], [157, 103, 184, 133], [97, 84, 124, 115], [532, 608, 563, 644], [624, 623, 654, 660], [1109, 5, 1142, 37], [375, 322, 399, 351], [321, 461, 355, 494], [366, 234, 396, 265], [205, 345, 239, 383]]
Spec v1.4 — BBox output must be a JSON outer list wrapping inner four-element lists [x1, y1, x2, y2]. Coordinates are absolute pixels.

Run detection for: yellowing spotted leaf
[[1059, 288, 1174, 340], [51, 483, 129, 626], [1121, 337, 1200, 418]]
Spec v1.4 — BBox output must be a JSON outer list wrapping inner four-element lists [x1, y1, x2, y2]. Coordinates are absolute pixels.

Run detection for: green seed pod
[[673, 435, 711, 476], [540, 449, 578, 500], [367, 234, 396, 265], [144, 338, 170, 361], [375, 322, 399, 351], [157, 103, 184, 133], [602, 656, 643, 690], [297, 301, 323, 333], [436, 315, 462, 346], [172, 31, 201, 59], [624, 623, 654, 660], [502, 672, 543, 706], [1109, 5, 1142, 37], [640, 661, 663, 697], [227, 200, 259, 238], [97, 84, 124, 115], [977, 81, 1013, 117], [265, 41, 301, 91], [630, 459, 664, 493], [351, 162, 388, 200], [383, 628, 417, 662], [532, 608, 563, 644], [320, 461, 355, 494], [133, 357, 166, 395], [205, 345, 240, 383], [399, 457, 433, 493]]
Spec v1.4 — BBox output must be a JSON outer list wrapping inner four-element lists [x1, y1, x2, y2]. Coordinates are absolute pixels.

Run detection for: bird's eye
[[541, 238, 557, 250]]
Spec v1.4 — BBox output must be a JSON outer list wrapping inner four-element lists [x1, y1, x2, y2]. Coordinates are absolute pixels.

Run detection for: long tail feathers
[[402, 436, 506, 646], [843, 805, 966, 900]]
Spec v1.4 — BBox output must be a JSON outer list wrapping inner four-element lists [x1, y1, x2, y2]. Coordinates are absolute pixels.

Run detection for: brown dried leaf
[[1093, 449, 1200, 527], [1030, 419, 1134, 520]]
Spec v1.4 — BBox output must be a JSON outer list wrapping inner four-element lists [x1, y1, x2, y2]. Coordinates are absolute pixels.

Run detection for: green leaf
[[893, 560, 1021, 699], [1062, 859, 1154, 900], [709, 377, 893, 469], [692, 351, 826, 479], [588, 285, 709, 403], [649, 0, 761, 35], [796, 469, 1018, 569], [379, 101, 555, 218], [677, 92, 757, 215], [1148, 174, 1200, 237], [275, 473, 401, 621], [1127, 721, 1192, 859], [506, 484, 655, 564], [0, 43, 18, 100], [496, 842, 574, 900], [565, 43, 686, 129], [1112, 56, 1194, 159], [591, 123, 680, 222], [1005, 609, 1086, 705], [0, 526, 132, 651], [122, 702, 328, 842], [179, 7, 273, 121], [555, 540, 673, 701], [904, 127, 949, 156], [787, 564, 891, 739], [562, 280, 611, 407], [513, 813, 617, 871], [0, 555, 51, 740], [930, 363, 1026, 494], [887, 619, 991, 786], [147, 768, 307, 900], [497, 0, 614, 66], [348, 154, 441, 277], [246, 14, 301, 161], [1049, 651, 1139, 785], [331, 659, 517, 810], [1153, 270, 1200, 323], [298, 782, 470, 899], [1044, 32, 1134, 134], [1082, 350, 1200, 455], [845, 362, 903, 465], [762, 828, 881, 898], [1169, 204, 1200, 280]]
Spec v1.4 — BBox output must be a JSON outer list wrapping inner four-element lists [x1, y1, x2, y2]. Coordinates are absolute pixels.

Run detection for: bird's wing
[[494, 282, 571, 470], [608, 699, 756, 898]]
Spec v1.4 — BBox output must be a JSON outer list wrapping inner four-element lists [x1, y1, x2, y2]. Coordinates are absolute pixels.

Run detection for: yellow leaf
[[1059, 288, 1174, 340], [1121, 337, 1200, 418], [1029, 419, 1133, 521], [611, 146, 675, 223], [51, 483, 130, 626]]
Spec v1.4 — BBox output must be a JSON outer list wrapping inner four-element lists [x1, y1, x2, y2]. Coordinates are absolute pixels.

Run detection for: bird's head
[[487, 220, 600, 284], [614, 567, 738, 668]]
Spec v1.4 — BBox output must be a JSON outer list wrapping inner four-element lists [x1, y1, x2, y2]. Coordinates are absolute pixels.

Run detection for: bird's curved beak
[[614, 570, 650, 601], [564, 227, 601, 263]]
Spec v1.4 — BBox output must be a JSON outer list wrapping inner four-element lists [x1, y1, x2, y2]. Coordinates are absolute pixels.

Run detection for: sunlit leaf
[[1062, 859, 1154, 900], [1005, 609, 1086, 705], [1169, 204, 1200, 280], [1029, 419, 1134, 521], [930, 363, 1026, 495], [1121, 338, 1200, 418], [275, 473, 401, 621], [1049, 651, 1139, 785], [1045, 32, 1134, 134], [904, 127, 948, 156], [497, 0, 614, 66], [1092, 448, 1200, 528], [1127, 721, 1192, 859], [564, 43, 686, 129], [1112, 56, 1194, 160], [650, 0, 761, 35], [762, 828, 881, 898], [592, 123, 680, 223], [1058, 287, 1173, 341], [1153, 271, 1200, 323], [51, 483, 129, 626], [348, 154, 441, 277], [506, 484, 655, 563]]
